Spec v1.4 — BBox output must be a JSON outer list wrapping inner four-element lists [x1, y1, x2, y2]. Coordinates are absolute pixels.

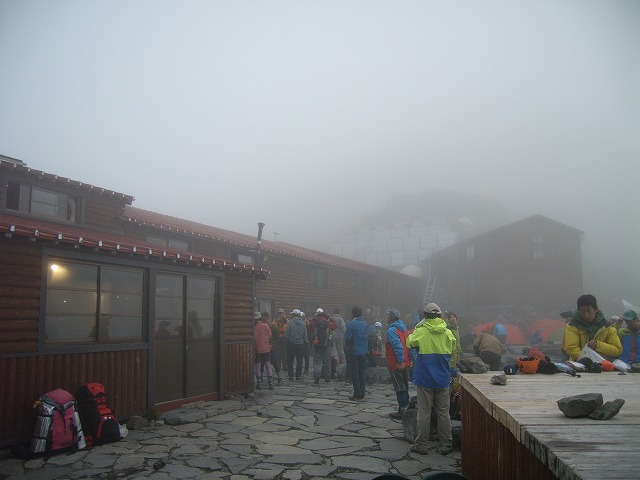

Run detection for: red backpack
[[76, 382, 122, 446], [31, 388, 86, 454]]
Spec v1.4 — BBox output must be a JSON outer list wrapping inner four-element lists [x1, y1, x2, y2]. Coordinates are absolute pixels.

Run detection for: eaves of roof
[[124, 206, 376, 274], [0, 158, 135, 205], [0, 213, 268, 277]]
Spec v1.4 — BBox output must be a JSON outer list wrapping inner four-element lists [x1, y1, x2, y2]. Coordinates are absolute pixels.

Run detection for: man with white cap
[[406, 302, 456, 456], [284, 309, 308, 380]]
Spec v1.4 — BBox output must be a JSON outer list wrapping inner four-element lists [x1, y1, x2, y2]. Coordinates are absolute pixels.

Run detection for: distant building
[[328, 218, 459, 273], [430, 215, 583, 311]]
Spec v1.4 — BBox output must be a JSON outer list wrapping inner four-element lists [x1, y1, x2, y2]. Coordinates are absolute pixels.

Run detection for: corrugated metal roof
[[124, 206, 376, 273], [0, 213, 267, 277], [0, 158, 135, 205]]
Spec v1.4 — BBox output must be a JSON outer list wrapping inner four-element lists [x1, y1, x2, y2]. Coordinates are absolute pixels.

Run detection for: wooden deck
[[459, 371, 640, 480]]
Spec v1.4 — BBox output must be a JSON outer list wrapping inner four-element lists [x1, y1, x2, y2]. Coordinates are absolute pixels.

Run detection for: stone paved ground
[[0, 371, 462, 479]]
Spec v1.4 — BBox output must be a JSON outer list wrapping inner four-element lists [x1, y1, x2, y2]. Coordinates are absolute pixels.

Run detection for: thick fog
[[1, 1, 638, 277]]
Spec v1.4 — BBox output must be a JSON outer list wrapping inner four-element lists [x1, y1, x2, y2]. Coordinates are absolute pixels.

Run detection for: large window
[[309, 267, 327, 290], [6, 181, 80, 223], [45, 260, 144, 343]]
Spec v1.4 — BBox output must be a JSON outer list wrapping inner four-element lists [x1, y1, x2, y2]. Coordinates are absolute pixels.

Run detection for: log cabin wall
[[0, 238, 149, 448], [221, 271, 254, 396]]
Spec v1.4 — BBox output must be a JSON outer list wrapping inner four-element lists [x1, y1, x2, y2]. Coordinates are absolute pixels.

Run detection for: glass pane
[[155, 319, 182, 340], [156, 297, 182, 319], [107, 316, 143, 339], [156, 275, 183, 297], [46, 290, 97, 315], [101, 293, 142, 316], [45, 315, 96, 342], [101, 268, 143, 292], [188, 277, 216, 299], [47, 262, 97, 289]]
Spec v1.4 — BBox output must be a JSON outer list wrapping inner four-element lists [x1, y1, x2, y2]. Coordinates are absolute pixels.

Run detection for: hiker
[[330, 308, 347, 365], [618, 309, 639, 364], [384, 307, 411, 419], [309, 310, 337, 384], [445, 312, 463, 370], [285, 309, 308, 380], [473, 331, 506, 370], [271, 308, 288, 380], [254, 312, 274, 390], [564, 294, 622, 361], [406, 302, 456, 456], [345, 306, 369, 401]]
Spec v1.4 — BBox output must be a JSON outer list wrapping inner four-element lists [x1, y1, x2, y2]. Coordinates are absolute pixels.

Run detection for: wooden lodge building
[[429, 214, 583, 317], [0, 155, 422, 447]]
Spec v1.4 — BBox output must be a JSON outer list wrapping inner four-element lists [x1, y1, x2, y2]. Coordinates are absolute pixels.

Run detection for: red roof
[[124, 206, 376, 273], [0, 213, 266, 277], [0, 157, 135, 205]]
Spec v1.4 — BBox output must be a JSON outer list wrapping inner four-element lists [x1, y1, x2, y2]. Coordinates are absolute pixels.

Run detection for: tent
[[527, 318, 567, 341], [470, 322, 528, 345]]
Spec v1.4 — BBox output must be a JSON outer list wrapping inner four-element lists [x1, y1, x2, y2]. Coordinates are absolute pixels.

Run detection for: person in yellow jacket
[[406, 302, 456, 456], [564, 294, 622, 361]]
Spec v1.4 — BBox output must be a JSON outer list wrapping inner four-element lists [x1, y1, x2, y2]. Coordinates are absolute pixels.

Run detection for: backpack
[[313, 318, 332, 348], [31, 388, 86, 454], [76, 382, 122, 446]]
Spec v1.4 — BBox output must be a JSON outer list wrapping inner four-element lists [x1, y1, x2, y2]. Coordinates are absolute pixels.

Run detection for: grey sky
[[1, 1, 638, 272]]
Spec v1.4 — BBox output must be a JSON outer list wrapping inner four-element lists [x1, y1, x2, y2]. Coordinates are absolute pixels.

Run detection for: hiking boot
[[410, 444, 429, 455], [438, 445, 452, 456], [268, 377, 274, 390], [388, 411, 403, 420], [348, 396, 360, 401]]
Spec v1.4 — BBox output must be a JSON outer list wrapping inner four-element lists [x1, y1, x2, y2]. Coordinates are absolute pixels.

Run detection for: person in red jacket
[[254, 312, 274, 390]]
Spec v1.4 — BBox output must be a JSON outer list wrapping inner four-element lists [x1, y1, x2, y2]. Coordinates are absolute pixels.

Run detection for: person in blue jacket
[[344, 305, 369, 401], [618, 309, 639, 364]]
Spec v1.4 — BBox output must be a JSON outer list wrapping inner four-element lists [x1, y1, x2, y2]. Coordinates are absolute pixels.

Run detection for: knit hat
[[387, 308, 401, 320]]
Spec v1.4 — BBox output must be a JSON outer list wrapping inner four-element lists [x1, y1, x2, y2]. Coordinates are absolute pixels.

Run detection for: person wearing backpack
[[310, 310, 337, 384], [384, 307, 412, 419]]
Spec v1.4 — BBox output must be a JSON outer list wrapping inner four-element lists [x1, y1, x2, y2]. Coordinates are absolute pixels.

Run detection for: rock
[[490, 374, 507, 385], [589, 399, 625, 420], [402, 408, 417, 442], [557, 393, 603, 417], [126, 415, 150, 430], [458, 357, 489, 374]]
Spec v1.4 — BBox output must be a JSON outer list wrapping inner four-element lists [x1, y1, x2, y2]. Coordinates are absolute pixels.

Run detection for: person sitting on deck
[[564, 294, 622, 361]]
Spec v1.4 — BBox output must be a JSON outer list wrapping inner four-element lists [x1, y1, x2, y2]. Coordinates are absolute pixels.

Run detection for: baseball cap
[[290, 309, 301, 316], [276, 308, 285, 314], [374, 322, 382, 328], [316, 308, 324, 314], [424, 303, 442, 315], [623, 309, 638, 321]]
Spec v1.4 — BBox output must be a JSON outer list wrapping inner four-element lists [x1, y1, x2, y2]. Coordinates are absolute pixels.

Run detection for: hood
[[416, 317, 448, 334], [569, 310, 608, 330]]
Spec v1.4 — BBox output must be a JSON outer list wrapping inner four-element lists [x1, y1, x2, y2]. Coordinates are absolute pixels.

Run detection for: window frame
[[309, 266, 328, 290], [44, 258, 146, 346], [4, 178, 82, 224]]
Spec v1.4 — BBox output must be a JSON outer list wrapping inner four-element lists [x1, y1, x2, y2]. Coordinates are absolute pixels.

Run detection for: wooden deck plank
[[460, 372, 639, 480]]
